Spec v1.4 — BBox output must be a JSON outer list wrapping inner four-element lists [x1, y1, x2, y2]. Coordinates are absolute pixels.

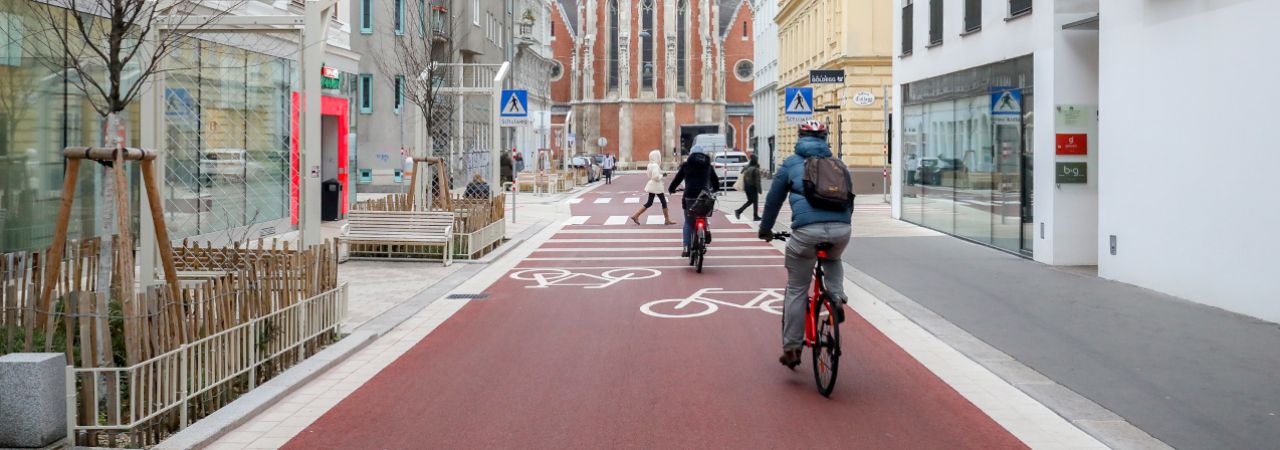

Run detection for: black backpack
[[802, 157, 854, 211]]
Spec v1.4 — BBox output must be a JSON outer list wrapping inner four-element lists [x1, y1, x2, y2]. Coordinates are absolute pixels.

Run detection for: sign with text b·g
[[500, 89, 529, 127], [784, 86, 814, 123]]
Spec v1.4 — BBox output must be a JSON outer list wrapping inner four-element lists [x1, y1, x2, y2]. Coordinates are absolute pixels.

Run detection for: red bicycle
[[773, 232, 842, 397]]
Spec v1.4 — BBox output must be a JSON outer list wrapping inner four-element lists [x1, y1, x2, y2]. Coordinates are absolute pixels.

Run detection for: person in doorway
[[603, 153, 616, 184], [465, 173, 491, 199], [757, 119, 852, 369], [513, 149, 525, 172], [630, 150, 677, 226], [669, 147, 720, 256], [735, 155, 763, 221]]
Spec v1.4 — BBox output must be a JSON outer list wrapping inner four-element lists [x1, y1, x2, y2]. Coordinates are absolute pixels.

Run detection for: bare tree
[[22, 0, 241, 120], [370, 0, 455, 160]]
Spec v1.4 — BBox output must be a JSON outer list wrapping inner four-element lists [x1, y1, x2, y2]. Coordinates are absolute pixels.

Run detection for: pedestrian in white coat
[[630, 149, 677, 225]]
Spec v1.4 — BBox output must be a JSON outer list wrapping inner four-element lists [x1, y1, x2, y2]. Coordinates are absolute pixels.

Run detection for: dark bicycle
[[773, 231, 842, 397]]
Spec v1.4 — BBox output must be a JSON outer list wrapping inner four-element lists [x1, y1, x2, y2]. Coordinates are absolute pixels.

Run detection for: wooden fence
[[1, 238, 341, 447]]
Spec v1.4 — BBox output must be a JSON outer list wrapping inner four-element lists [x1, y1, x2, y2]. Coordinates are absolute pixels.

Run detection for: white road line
[[532, 246, 774, 252], [512, 264, 781, 270], [565, 216, 589, 225], [547, 238, 762, 243], [523, 255, 783, 261], [604, 216, 629, 225], [644, 215, 665, 225], [568, 198, 583, 204], [624, 197, 640, 204], [594, 198, 612, 204], [555, 229, 755, 234]]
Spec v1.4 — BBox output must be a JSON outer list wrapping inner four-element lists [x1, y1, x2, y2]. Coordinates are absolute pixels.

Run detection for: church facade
[[548, 0, 755, 163]]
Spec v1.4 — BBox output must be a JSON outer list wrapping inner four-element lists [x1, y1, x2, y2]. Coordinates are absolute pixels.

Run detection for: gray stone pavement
[[842, 228, 1280, 450]]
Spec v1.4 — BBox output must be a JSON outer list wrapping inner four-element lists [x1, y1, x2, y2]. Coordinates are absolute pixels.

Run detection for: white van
[[690, 133, 728, 155]]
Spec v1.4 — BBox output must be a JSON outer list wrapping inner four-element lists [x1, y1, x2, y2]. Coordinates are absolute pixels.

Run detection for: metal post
[[882, 84, 889, 203], [300, 0, 334, 247], [179, 348, 188, 428], [139, 36, 163, 287], [248, 320, 257, 390], [491, 63, 510, 196], [64, 365, 75, 446]]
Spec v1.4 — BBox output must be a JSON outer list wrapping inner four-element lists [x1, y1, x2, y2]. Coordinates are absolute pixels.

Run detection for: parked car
[[199, 148, 248, 184], [712, 151, 749, 189], [918, 157, 964, 186]]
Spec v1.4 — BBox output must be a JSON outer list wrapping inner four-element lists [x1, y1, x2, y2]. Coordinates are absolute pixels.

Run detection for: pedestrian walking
[[603, 154, 616, 184], [735, 154, 763, 221], [513, 149, 525, 172], [500, 150, 514, 185], [630, 150, 677, 226]]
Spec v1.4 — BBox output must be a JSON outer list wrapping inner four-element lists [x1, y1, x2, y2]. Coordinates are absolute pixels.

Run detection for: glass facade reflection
[[900, 55, 1034, 255], [0, 3, 357, 251]]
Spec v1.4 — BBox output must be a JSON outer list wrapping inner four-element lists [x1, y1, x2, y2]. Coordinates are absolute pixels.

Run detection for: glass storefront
[[1, 3, 356, 251], [901, 55, 1034, 255]]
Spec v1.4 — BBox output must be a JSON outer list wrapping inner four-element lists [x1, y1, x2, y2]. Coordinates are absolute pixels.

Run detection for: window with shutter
[[901, 1, 914, 55], [929, 0, 942, 45], [964, 0, 980, 32]]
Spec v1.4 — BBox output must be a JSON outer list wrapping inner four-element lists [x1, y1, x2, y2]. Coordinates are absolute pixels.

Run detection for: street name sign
[[809, 69, 845, 84], [500, 89, 530, 127], [784, 86, 814, 123]]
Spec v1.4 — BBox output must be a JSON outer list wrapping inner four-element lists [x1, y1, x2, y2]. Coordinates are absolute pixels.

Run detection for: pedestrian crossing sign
[[784, 87, 814, 123], [500, 89, 530, 126], [990, 87, 1022, 125]]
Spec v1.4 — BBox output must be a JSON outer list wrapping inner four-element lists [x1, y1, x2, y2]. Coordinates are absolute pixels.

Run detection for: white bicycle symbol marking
[[640, 288, 785, 318], [509, 268, 662, 289]]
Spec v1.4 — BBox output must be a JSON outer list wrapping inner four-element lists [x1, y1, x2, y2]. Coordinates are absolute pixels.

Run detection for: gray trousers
[[782, 222, 851, 351]]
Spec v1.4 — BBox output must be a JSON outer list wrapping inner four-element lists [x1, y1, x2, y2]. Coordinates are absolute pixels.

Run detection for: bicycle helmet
[[798, 119, 828, 138]]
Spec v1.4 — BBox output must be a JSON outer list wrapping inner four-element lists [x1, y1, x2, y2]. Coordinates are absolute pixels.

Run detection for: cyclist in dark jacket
[[668, 150, 720, 256]]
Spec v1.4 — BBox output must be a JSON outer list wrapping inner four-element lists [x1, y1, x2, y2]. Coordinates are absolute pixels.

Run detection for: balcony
[[431, 7, 449, 43]]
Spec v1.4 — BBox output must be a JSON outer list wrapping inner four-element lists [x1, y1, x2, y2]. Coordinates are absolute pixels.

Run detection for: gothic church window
[[608, 0, 619, 90], [677, 0, 687, 92], [641, 0, 655, 89]]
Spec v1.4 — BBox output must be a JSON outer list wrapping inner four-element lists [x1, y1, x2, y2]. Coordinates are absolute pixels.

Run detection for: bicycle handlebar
[[771, 232, 791, 241]]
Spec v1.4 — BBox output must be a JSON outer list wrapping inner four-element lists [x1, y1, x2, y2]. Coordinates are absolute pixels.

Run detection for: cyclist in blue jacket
[[758, 120, 853, 368]]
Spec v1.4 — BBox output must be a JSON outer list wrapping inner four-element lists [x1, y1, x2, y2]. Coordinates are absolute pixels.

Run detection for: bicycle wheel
[[695, 248, 704, 273], [812, 296, 841, 397]]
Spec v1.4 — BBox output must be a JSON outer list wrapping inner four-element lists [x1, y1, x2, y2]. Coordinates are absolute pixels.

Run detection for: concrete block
[[0, 353, 66, 448]]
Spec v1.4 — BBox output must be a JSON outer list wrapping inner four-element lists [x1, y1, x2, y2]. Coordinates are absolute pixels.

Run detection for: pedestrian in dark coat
[[736, 155, 763, 221]]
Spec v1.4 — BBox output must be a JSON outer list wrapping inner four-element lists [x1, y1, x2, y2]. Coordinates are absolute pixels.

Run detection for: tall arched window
[[641, 0, 654, 89], [608, 0, 619, 90], [676, 0, 687, 92]]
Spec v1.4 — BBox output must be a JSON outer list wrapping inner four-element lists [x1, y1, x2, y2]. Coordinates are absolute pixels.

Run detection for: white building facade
[[892, 0, 1279, 322], [749, 0, 779, 171], [511, 0, 556, 168]]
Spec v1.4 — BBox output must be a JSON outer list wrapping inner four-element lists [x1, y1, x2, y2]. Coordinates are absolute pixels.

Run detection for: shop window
[[901, 1, 913, 55], [359, 74, 373, 114], [360, 0, 372, 33], [964, 0, 981, 32], [929, 0, 942, 46], [1009, 0, 1032, 17], [358, 168, 373, 183]]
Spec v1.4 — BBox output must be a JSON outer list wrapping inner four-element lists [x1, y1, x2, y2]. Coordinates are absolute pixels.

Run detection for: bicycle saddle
[[816, 242, 834, 251]]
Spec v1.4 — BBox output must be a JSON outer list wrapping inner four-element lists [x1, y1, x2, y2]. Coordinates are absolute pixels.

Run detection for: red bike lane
[[285, 174, 1025, 449]]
